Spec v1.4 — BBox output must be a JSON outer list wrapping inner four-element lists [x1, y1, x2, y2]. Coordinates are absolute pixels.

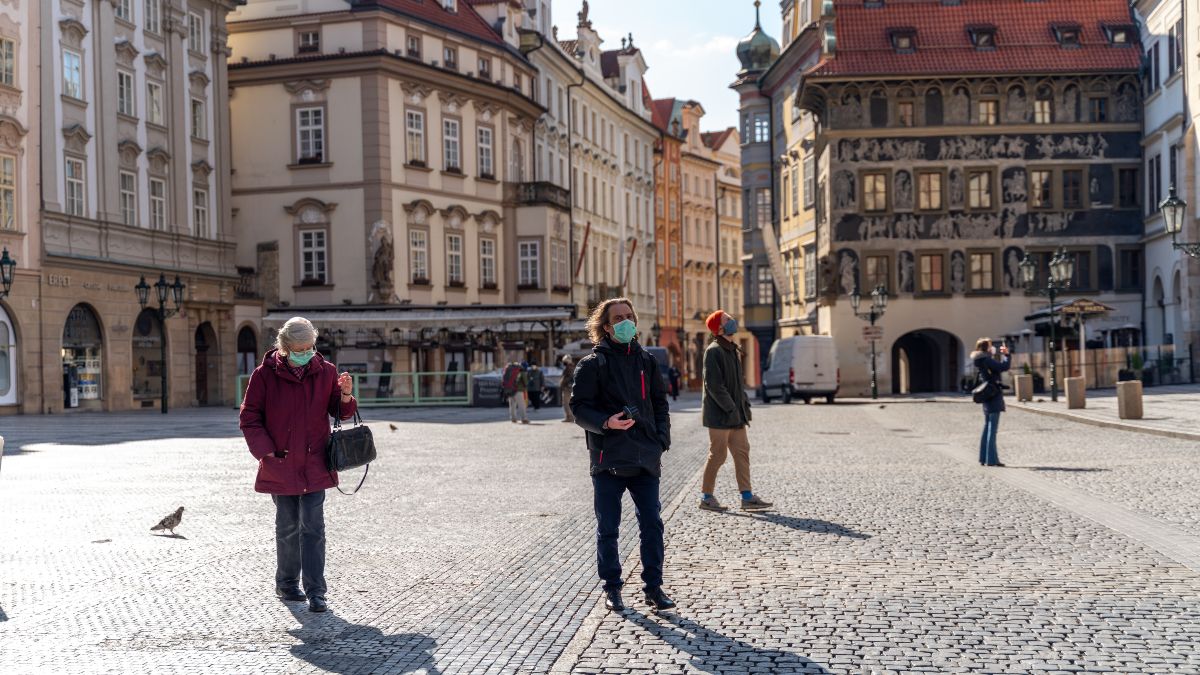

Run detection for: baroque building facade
[[649, 92, 685, 366]]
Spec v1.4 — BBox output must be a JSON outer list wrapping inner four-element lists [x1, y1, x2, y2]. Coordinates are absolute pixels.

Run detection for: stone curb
[[1011, 402, 1200, 443]]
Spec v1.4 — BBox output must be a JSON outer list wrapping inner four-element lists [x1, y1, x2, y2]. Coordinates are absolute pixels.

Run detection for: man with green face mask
[[570, 297, 675, 613]]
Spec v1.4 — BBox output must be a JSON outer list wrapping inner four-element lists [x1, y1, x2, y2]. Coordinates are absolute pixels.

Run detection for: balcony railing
[[509, 181, 571, 211]]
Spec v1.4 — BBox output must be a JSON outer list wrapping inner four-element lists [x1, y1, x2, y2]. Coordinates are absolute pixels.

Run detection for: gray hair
[[275, 317, 317, 354]]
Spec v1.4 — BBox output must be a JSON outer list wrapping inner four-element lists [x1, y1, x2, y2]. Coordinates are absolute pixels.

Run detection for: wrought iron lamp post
[[0, 247, 15, 299], [1020, 248, 1074, 403], [135, 273, 185, 414], [1160, 185, 1198, 258], [849, 285, 888, 399]]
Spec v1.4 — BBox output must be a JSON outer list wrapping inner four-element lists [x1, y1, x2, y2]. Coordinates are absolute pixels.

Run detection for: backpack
[[501, 364, 521, 394]]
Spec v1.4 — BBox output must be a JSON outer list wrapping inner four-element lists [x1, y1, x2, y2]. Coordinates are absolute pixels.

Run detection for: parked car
[[760, 335, 839, 404], [471, 366, 562, 407], [643, 346, 672, 391]]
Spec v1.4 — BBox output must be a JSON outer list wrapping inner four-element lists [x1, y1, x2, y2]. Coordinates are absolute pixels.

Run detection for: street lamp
[[1020, 247, 1074, 402], [650, 320, 661, 346], [0, 247, 16, 299], [850, 284, 888, 399], [135, 273, 185, 414], [1160, 184, 1199, 258]]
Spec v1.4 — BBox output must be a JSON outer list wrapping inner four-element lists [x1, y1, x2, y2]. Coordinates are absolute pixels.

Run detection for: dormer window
[[443, 0, 457, 12], [889, 28, 916, 54], [1104, 24, 1134, 46], [1053, 24, 1081, 48], [968, 26, 996, 50]]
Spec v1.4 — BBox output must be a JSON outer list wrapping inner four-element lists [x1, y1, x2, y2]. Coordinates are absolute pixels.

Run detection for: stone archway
[[194, 322, 220, 406], [891, 329, 962, 394]]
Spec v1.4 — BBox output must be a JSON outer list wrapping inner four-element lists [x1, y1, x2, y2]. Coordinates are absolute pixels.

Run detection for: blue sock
[[741, 490, 753, 501], [702, 492, 713, 500]]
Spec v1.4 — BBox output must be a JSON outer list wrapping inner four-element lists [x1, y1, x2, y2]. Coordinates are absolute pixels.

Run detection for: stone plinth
[[1014, 374, 1034, 402], [1065, 377, 1086, 409], [1118, 380, 1144, 420]]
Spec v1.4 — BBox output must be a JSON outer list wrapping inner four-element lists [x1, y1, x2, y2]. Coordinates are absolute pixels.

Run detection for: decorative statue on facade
[[839, 251, 858, 296], [948, 169, 964, 207], [1114, 85, 1137, 122], [893, 170, 913, 210], [833, 170, 855, 210], [1006, 87, 1028, 123], [1004, 248, 1024, 290], [948, 88, 969, 124], [578, 0, 591, 28], [369, 221, 395, 302], [950, 251, 966, 294], [898, 252, 915, 293], [1003, 169, 1027, 203]]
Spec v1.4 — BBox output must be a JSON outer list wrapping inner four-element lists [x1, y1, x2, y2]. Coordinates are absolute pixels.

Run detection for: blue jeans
[[979, 412, 1001, 465], [273, 490, 326, 597], [592, 471, 664, 592]]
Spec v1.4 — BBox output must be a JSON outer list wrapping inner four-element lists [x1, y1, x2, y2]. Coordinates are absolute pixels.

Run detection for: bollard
[[1014, 374, 1034, 402], [1064, 377, 1086, 409], [1117, 380, 1143, 420]]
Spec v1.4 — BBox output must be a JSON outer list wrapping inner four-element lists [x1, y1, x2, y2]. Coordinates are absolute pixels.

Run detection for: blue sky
[[554, 0, 782, 131]]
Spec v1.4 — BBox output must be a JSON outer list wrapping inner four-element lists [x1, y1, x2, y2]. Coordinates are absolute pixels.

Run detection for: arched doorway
[[0, 303, 16, 406], [237, 326, 258, 375], [62, 304, 104, 410], [891, 329, 962, 394], [132, 308, 164, 406], [195, 322, 220, 406]]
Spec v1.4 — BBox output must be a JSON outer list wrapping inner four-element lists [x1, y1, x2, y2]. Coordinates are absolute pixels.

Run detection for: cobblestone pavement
[[3, 396, 1200, 674], [1014, 384, 1200, 442]]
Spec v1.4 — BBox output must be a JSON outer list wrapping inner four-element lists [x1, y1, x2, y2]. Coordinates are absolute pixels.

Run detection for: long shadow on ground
[[719, 511, 871, 539], [624, 610, 831, 674], [285, 603, 440, 674]]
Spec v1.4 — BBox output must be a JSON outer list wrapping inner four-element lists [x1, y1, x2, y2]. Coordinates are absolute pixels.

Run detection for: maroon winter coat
[[239, 349, 357, 495]]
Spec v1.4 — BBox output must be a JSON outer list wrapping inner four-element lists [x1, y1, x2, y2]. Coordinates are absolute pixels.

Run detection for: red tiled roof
[[650, 98, 677, 134], [809, 0, 1140, 78], [558, 39, 579, 55], [701, 128, 735, 150], [466, 0, 520, 6], [601, 48, 639, 79], [368, 0, 505, 47]]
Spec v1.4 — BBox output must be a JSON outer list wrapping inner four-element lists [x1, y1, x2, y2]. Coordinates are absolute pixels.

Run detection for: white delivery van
[[759, 335, 839, 404]]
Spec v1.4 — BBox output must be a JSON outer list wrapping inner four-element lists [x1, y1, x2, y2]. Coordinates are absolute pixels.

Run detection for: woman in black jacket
[[570, 297, 675, 614], [971, 337, 1010, 467]]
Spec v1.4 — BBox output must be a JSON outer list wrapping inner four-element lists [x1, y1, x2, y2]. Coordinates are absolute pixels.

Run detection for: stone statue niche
[[898, 251, 915, 293], [950, 251, 966, 294], [369, 221, 395, 303]]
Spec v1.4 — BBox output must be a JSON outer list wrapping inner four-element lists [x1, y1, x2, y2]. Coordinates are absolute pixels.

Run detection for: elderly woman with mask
[[239, 317, 356, 613]]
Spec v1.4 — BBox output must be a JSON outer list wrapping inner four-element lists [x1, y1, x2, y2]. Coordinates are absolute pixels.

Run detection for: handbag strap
[[333, 463, 369, 496]]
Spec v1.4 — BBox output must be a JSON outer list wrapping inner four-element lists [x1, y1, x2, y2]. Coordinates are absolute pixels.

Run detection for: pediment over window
[[191, 159, 213, 181], [284, 79, 330, 103], [62, 124, 92, 153], [440, 205, 469, 229], [146, 146, 171, 174], [0, 115, 27, 152], [59, 17, 88, 48], [115, 39, 140, 67], [144, 51, 168, 77], [117, 139, 143, 168], [284, 197, 337, 223], [189, 70, 211, 90]]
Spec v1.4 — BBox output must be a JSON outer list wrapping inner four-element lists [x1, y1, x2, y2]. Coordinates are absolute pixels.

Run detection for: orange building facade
[[650, 95, 686, 370]]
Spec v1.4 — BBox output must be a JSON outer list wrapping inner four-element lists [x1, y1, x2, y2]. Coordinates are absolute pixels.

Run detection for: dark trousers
[[272, 490, 326, 598], [979, 411, 1001, 465], [592, 471, 664, 592]]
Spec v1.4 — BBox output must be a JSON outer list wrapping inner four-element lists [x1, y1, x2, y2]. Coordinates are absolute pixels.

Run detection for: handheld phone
[[622, 405, 639, 421]]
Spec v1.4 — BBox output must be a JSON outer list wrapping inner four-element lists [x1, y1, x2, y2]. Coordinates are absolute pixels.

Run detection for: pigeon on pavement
[[388, 423, 397, 431], [151, 507, 185, 536]]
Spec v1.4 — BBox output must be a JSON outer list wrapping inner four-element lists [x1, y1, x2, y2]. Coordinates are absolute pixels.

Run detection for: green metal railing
[[236, 371, 473, 408]]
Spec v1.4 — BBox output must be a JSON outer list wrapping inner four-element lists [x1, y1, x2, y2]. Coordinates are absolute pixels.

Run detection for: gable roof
[[600, 48, 641, 79], [701, 128, 736, 151], [366, 0, 506, 48], [808, 0, 1140, 79], [557, 39, 579, 56], [650, 98, 678, 134]]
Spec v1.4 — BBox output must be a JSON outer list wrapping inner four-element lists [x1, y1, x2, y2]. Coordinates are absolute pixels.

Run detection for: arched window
[[1034, 85, 1054, 124], [62, 304, 103, 407], [924, 87, 943, 125]]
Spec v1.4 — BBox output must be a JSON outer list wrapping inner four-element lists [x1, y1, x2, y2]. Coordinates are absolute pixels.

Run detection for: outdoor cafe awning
[[1023, 298, 1116, 323]]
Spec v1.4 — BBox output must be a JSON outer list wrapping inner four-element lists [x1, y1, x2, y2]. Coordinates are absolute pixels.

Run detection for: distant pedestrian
[[501, 361, 529, 424], [528, 362, 545, 410], [699, 311, 772, 513], [239, 316, 357, 613], [571, 297, 676, 613], [560, 355, 576, 423], [971, 337, 1010, 467], [667, 366, 681, 401]]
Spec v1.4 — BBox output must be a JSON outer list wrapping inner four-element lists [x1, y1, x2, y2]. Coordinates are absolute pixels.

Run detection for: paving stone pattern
[[2, 397, 1200, 674]]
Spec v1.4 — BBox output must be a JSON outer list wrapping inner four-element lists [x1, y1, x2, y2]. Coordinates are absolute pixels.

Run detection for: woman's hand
[[338, 372, 353, 397]]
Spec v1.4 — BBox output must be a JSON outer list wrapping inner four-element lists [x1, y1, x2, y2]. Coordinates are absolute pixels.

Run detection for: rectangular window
[[478, 58, 491, 80], [477, 127, 493, 177], [863, 172, 887, 212], [296, 107, 325, 163], [117, 70, 135, 117], [1175, 19, 1185, 74], [1088, 97, 1107, 123], [119, 171, 137, 227], [1169, 23, 1178, 74], [552, 239, 569, 288], [919, 254, 944, 293], [865, 255, 889, 291], [188, 12, 203, 49], [969, 252, 994, 291], [967, 171, 992, 210], [1062, 169, 1083, 209], [446, 233, 463, 285], [0, 38, 13, 87], [193, 189, 209, 238], [145, 0, 161, 34], [191, 99, 207, 140], [406, 35, 421, 58], [1070, 250, 1092, 290], [1117, 167, 1139, 209], [409, 230, 428, 282], [443, 47, 458, 71], [480, 238, 496, 286], [0, 154, 12, 231], [298, 30, 320, 54], [977, 100, 998, 125], [147, 82, 164, 125], [1170, 145, 1178, 190], [755, 188, 771, 226], [781, 173, 790, 219], [1118, 248, 1142, 290], [405, 110, 425, 165], [299, 229, 327, 284], [62, 50, 82, 99], [115, 0, 132, 22], [1034, 98, 1052, 124], [1030, 169, 1052, 208], [757, 266, 774, 305], [917, 171, 942, 211], [149, 178, 166, 230], [65, 157, 85, 217], [803, 155, 815, 206], [897, 101, 914, 127], [791, 165, 800, 214], [519, 240, 540, 287], [443, 119, 461, 171], [753, 113, 770, 143], [804, 246, 817, 299]]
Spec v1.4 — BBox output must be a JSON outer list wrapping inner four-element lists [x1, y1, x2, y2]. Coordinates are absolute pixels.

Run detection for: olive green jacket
[[702, 337, 752, 429]]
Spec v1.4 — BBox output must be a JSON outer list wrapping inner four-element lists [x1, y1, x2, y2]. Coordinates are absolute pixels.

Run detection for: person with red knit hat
[[699, 310, 772, 512]]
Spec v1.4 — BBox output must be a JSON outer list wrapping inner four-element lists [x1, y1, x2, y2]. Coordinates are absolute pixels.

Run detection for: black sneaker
[[644, 587, 676, 611], [308, 596, 328, 613], [604, 588, 625, 612], [275, 586, 306, 602]]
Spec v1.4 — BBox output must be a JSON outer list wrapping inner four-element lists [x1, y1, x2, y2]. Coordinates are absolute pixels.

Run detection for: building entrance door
[[891, 329, 962, 394], [195, 322, 220, 406]]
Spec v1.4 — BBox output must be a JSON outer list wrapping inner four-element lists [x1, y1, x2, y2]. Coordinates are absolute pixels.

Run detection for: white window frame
[[298, 30, 320, 54], [446, 233, 464, 285], [193, 188, 209, 238], [191, 98, 207, 140], [147, 81, 164, 125], [115, 0, 132, 22], [145, 0, 162, 34], [409, 229, 429, 282], [299, 229, 328, 284], [0, 154, 14, 231], [518, 240, 541, 288], [0, 38, 14, 88], [443, 118, 461, 171], [62, 49, 82, 99], [117, 70, 136, 117], [119, 171, 137, 227], [65, 157, 85, 217], [188, 12, 203, 50], [405, 110, 425, 165], [480, 238, 496, 286], [149, 177, 166, 230], [296, 107, 325, 163], [477, 127, 493, 177]]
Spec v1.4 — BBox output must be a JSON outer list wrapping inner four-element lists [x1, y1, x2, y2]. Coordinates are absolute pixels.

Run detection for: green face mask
[[611, 319, 637, 344], [287, 349, 315, 366]]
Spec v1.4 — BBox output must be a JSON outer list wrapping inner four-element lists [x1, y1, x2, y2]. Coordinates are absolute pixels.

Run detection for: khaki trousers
[[702, 426, 752, 494]]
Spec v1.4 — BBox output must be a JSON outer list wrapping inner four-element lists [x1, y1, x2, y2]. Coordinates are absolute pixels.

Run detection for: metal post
[[159, 303, 168, 414], [1048, 285, 1058, 403], [869, 312, 878, 400]]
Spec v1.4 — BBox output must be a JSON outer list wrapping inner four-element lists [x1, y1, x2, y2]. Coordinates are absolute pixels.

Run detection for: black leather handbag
[[326, 403, 376, 495], [972, 375, 1001, 403]]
